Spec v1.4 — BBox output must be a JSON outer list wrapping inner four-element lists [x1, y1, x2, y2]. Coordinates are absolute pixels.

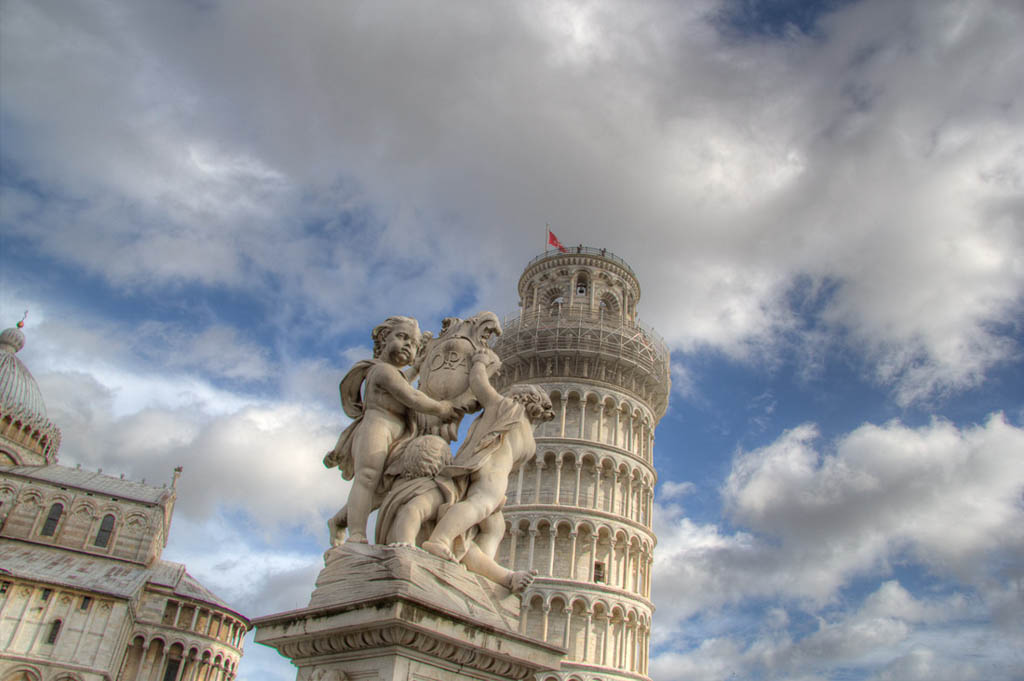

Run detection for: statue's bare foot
[[387, 542, 417, 549], [506, 569, 537, 593], [422, 540, 457, 561], [346, 531, 368, 544]]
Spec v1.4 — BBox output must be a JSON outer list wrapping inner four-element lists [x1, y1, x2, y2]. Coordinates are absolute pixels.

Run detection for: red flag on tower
[[547, 228, 568, 253]]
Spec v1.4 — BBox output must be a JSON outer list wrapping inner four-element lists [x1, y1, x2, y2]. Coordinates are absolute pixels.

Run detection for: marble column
[[568, 532, 578, 579]]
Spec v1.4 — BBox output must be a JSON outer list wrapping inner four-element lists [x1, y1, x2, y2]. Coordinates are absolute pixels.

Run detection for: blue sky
[[2, 1, 1023, 679]]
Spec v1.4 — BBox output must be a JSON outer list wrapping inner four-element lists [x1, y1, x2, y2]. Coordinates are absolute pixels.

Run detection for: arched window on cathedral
[[94, 514, 116, 548], [40, 503, 63, 536], [46, 619, 62, 644]]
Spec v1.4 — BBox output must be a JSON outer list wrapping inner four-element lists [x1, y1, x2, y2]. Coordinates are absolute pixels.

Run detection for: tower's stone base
[[253, 544, 563, 681]]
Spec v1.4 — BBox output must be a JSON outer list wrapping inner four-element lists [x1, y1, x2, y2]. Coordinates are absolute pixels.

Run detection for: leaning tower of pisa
[[491, 246, 670, 681]]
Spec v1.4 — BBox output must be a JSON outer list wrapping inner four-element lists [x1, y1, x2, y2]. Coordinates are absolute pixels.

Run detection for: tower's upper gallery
[[495, 248, 671, 419], [517, 246, 642, 323]]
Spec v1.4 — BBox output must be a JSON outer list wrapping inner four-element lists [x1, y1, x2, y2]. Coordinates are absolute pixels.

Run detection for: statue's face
[[385, 320, 420, 366]]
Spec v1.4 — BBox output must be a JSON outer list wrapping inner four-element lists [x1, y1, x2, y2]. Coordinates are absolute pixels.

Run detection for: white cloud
[[724, 414, 1024, 580], [660, 480, 697, 501], [18, 310, 350, 534], [3, 0, 1022, 403], [39, 368, 345, 532], [650, 577, 1013, 681], [164, 513, 322, 617], [651, 414, 1024, 679]]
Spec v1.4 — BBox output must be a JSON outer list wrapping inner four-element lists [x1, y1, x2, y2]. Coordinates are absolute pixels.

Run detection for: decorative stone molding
[[274, 620, 540, 680]]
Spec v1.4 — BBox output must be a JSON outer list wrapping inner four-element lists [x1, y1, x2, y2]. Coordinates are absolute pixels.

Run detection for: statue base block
[[253, 544, 564, 681]]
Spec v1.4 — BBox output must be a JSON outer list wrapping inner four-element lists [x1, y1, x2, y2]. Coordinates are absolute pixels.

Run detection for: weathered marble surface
[[307, 543, 520, 631], [254, 544, 563, 681], [320, 312, 549, 594]]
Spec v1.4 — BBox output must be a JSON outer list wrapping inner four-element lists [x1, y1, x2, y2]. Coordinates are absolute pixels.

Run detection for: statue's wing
[[339, 360, 375, 419]]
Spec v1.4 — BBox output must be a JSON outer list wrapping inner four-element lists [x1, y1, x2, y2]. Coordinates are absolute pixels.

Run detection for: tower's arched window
[[94, 514, 116, 548], [574, 272, 590, 299], [599, 292, 619, 317], [40, 503, 63, 536], [46, 618, 62, 644]]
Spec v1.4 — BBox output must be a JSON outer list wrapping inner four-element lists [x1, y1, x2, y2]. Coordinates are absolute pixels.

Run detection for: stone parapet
[[493, 311, 670, 419]]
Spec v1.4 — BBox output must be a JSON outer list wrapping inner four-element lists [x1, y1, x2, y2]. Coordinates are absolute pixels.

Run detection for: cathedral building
[[492, 247, 670, 681], [0, 322, 248, 681]]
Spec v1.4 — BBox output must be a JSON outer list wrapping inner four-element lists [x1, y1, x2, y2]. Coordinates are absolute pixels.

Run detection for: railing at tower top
[[523, 247, 638, 280], [495, 306, 671, 381]]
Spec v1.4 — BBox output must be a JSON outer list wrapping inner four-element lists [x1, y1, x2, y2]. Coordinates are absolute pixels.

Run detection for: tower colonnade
[[493, 247, 669, 681]]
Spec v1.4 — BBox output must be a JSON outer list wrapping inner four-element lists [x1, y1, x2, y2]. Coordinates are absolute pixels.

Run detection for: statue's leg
[[387, 489, 442, 546], [461, 543, 537, 593], [474, 510, 505, 559], [426, 489, 499, 551], [461, 542, 509, 586], [346, 429, 391, 543]]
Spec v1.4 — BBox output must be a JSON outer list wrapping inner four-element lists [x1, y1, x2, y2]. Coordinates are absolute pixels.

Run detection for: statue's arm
[[469, 355, 502, 409], [375, 365, 453, 418]]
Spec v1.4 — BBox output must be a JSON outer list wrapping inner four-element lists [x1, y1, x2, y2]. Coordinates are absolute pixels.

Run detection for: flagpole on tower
[[545, 223, 549, 252]]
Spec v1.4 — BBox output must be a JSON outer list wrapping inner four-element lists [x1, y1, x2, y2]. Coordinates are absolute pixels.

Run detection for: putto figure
[[323, 316, 455, 544], [323, 311, 548, 593], [423, 351, 553, 569], [376, 349, 554, 591]]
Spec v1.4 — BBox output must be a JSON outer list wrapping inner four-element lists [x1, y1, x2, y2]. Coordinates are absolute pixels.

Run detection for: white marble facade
[[0, 324, 248, 681], [492, 248, 670, 681]]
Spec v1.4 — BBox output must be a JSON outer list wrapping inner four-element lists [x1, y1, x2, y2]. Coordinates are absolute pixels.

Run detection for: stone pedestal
[[254, 544, 564, 681]]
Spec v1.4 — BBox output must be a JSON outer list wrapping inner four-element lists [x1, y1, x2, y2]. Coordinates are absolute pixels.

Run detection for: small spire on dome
[[1, 311, 29, 354]]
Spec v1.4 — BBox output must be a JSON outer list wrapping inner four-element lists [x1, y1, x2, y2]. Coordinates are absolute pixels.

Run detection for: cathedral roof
[[148, 559, 243, 615], [0, 464, 172, 505], [0, 543, 246, 620], [0, 541, 152, 598], [0, 322, 61, 461]]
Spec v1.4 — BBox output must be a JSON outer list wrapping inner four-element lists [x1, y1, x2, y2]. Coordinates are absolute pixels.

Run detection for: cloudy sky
[[2, 0, 1023, 679]]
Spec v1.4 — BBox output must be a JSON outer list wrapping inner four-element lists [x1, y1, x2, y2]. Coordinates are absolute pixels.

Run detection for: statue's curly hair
[[371, 316, 419, 358], [398, 435, 450, 478], [508, 385, 555, 423]]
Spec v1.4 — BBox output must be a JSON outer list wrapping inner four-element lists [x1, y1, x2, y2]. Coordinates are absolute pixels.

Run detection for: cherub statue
[[323, 316, 455, 544], [376, 349, 553, 591]]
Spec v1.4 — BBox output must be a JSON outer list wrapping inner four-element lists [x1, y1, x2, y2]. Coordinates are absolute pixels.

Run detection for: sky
[[1, 0, 1022, 679]]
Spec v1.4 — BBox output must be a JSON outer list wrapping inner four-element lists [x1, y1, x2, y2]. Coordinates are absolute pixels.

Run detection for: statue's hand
[[507, 568, 538, 593], [472, 348, 500, 370], [451, 393, 480, 415], [437, 400, 456, 421]]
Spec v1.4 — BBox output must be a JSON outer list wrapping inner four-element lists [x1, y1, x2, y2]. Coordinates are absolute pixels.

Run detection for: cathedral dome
[[0, 322, 61, 463]]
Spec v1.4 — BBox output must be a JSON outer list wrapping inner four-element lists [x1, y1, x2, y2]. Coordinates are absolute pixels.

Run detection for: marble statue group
[[323, 312, 553, 593]]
